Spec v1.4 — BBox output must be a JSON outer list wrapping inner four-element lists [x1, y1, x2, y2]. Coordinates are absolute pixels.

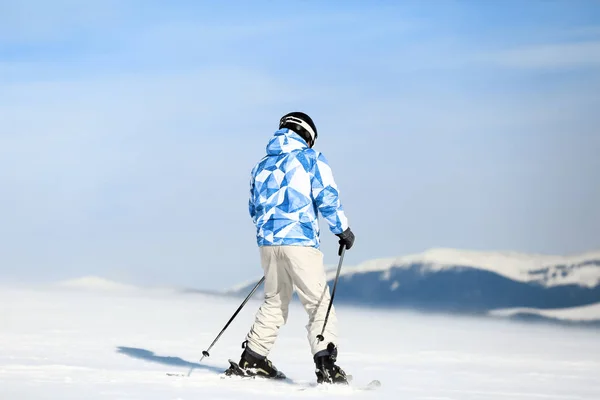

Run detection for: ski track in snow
[[1, 285, 600, 400]]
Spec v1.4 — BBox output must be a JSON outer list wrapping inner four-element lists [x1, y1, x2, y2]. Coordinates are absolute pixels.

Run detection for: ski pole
[[187, 275, 265, 376], [316, 244, 346, 342]]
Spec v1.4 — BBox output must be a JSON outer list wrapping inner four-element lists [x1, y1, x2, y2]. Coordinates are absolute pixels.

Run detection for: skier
[[227, 112, 355, 384]]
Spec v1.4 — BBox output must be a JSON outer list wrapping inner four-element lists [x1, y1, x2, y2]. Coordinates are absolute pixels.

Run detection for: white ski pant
[[244, 245, 338, 358]]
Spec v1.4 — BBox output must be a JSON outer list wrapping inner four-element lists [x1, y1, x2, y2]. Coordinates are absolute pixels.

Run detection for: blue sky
[[1, 0, 599, 290]]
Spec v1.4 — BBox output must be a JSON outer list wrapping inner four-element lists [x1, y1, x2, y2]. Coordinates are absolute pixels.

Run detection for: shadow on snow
[[116, 346, 315, 387], [116, 346, 224, 374]]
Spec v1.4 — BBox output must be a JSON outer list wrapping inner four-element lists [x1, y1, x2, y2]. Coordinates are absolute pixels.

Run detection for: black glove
[[336, 227, 355, 256]]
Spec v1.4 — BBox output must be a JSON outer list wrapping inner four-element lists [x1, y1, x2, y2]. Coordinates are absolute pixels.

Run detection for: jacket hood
[[266, 128, 309, 156]]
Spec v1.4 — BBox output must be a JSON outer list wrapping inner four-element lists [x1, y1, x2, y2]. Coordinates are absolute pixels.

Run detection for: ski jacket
[[248, 128, 349, 248]]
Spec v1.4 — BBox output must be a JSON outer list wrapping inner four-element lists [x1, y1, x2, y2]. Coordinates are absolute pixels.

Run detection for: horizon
[[7, 245, 599, 293], [1, 0, 599, 291]]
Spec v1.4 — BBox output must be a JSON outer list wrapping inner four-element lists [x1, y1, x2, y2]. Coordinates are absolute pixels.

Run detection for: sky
[[1, 0, 599, 291]]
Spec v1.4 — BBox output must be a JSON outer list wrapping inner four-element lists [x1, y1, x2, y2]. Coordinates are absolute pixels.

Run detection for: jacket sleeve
[[248, 171, 257, 223], [310, 151, 349, 235]]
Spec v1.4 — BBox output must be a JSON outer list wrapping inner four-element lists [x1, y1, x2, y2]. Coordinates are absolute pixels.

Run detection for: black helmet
[[279, 111, 318, 146]]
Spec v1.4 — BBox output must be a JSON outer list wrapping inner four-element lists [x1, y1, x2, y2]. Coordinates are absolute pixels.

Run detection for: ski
[[166, 359, 381, 392], [295, 378, 381, 392], [219, 359, 381, 391]]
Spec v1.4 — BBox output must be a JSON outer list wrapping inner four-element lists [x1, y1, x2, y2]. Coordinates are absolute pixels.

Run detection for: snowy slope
[[332, 247, 600, 288], [1, 282, 600, 400], [489, 302, 600, 322]]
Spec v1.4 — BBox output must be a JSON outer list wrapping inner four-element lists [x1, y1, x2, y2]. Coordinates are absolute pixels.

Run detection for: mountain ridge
[[329, 247, 600, 288], [228, 247, 600, 324]]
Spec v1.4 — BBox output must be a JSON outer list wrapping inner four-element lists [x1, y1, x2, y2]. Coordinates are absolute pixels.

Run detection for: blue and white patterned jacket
[[248, 128, 349, 248]]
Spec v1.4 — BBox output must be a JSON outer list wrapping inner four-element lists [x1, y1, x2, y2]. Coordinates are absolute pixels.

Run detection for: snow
[[2, 282, 600, 399], [55, 276, 143, 293], [329, 247, 600, 288], [489, 302, 600, 322]]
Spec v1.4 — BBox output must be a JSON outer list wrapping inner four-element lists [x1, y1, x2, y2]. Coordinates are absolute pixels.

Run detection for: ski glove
[[336, 227, 355, 255]]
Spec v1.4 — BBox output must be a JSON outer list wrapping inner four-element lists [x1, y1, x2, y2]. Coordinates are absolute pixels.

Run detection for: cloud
[[565, 26, 600, 39], [482, 40, 600, 70]]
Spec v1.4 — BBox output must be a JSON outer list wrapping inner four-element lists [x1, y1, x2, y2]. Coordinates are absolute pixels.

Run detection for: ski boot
[[225, 342, 286, 380], [314, 343, 349, 385]]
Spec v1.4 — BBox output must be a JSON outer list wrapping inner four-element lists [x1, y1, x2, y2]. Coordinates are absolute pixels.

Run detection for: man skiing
[[227, 112, 355, 384]]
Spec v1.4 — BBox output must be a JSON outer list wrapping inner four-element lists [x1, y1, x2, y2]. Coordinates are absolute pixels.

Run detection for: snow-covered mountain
[[332, 247, 600, 288], [229, 248, 600, 323]]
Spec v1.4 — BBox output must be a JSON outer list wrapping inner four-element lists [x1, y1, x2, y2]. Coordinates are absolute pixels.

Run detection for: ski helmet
[[279, 111, 318, 147]]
